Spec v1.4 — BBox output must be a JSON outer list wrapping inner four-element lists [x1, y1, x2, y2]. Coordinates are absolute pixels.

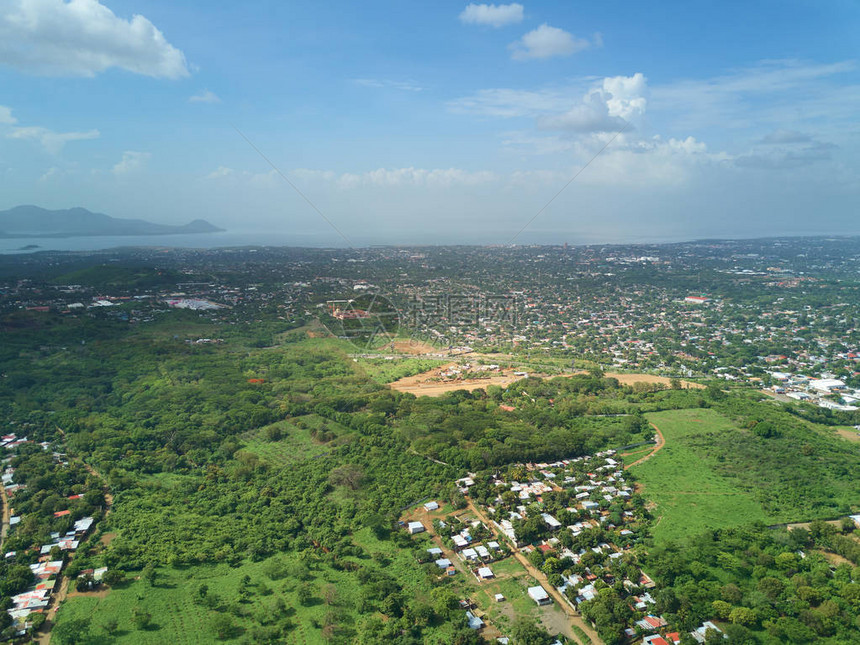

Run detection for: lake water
[[0, 231, 350, 255], [0, 229, 713, 255]]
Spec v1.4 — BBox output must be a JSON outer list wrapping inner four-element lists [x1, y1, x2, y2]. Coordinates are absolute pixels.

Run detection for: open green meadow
[[56, 530, 468, 644], [619, 445, 652, 466], [356, 356, 447, 384], [241, 415, 352, 465], [633, 408, 777, 543]]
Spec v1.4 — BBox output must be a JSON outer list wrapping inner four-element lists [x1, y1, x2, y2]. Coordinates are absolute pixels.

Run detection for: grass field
[[357, 356, 447, 384], [241, 415, 351, 466], [56, 529, 473, 644], [632, 408, 777, 544], [619, 445, 653, 466], [55, 555, 367, 644]]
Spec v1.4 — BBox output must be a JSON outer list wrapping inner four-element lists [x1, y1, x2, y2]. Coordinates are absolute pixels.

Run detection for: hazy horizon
[[1, 1, 859, 245]]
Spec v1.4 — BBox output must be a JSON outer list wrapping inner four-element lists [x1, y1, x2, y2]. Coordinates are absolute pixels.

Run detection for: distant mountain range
[[0, 206, 224, 238]]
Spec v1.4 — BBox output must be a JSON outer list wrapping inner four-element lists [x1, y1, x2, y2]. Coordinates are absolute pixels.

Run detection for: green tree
[[729, 606, 757, 627], [52, 618, 91, 645], [212, 614, 236, 640], [510, 618, 554, 645]]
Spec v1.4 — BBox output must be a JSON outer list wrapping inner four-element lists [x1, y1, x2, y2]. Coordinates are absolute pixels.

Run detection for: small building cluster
[[463, 451, 727, 644]]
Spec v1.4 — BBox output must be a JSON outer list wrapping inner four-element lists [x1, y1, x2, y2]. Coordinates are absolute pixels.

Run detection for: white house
[[407, 521, 425, 534], [527, 585, 551, 605]]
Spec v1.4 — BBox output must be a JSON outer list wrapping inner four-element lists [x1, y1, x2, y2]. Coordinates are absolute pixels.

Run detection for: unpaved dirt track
[[624, 423, 665, 469], [466, 500, 604, 645]]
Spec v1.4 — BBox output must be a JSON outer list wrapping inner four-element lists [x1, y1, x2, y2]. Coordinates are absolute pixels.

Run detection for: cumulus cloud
[[189, 90, 221, 104], [0, 0, 189, 78], [7, 125, 99, 154], [112, 151, 150, 175], [459, 3, 523, 28], [510, 24, 591, 60], [539, 74, 647, 132], [0, 105, 17, 124]]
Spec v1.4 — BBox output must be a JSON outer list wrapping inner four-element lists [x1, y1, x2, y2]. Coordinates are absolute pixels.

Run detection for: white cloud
[[39, 166, 59, 181], [0, 105, 17, 124], [0, 0, 189, 78], [189, 90, 221, 104], [353, 78, 424, 92], [338, 167, 498, 189], [510, 24, 590, 60], [538, 92, 625, 132], [651, 59, 858, 133], [112, 151, 150, 175], [538, 74, 647, 132], [459, 3, 523, 28], [602, 74, 647, 120], [205, 166, 234, 180], [7, 125, 99, 154]]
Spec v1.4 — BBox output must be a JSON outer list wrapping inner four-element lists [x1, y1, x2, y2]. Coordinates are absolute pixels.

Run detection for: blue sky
[[1, 0, 859, 245]]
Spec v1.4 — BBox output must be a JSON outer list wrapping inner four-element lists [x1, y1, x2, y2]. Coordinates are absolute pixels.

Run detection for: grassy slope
[[241, 415, 351, 465], [61, 548, 363, 644], [633, 408, 776, 543]]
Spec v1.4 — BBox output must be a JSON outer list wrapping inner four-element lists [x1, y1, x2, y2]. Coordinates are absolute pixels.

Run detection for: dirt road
[[466, 500, 604, 645], [0, 483, 10, 551], [624, 423, 665, 470]]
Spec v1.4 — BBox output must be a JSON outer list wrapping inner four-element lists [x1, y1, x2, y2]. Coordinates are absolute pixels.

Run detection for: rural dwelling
[[643, 636, 669, 645], [424, 501, 440, 512], [527, 585, 552, 605], [691, 621, 724, 643], [541, 513, 562, 530], [465, 611, 484, 630], [461, 547, 479, 562], [407, 521, 425, 534], [636, 615, 668, 631], [494, 593, 505, 602], [809, 378, 846, 393], [477, 567, 494, 579]]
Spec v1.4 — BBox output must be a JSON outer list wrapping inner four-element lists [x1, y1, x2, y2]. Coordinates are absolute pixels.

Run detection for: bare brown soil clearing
[[379, 339, 440, 354], [816, 549, 854, 567], [389, 366, 703, 397], [836, 428, 860, 443], [603, 373, 704, 389]]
